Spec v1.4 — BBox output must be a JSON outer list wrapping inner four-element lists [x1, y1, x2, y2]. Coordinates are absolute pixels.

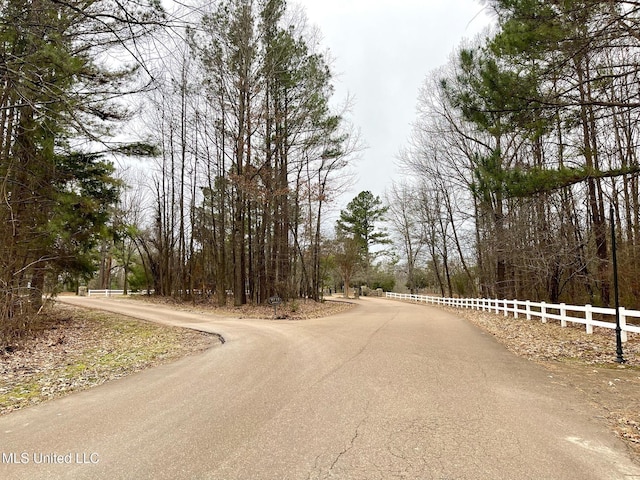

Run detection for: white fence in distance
[[87, 289, 125, 297], [385, 292, 640, 342]]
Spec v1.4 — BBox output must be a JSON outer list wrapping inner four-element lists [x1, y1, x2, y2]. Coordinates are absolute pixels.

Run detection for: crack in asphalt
[[327, 401, 371, 475], [347, 313, 395, 362], [328, 426, 360, 472], [310, 314, 396, 392], [386, 418, 434, 478], [305, 454, 324, 480]]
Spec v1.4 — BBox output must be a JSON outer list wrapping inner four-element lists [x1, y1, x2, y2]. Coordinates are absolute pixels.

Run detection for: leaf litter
[[0, 304, 218, 415]]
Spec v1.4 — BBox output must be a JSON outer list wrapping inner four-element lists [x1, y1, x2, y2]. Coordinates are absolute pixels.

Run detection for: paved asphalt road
[[1, 296, 640, 480]]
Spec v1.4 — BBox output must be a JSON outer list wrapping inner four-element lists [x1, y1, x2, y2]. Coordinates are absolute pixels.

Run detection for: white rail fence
[[87, 289, 125, 297], [385, 292, 640, 342]]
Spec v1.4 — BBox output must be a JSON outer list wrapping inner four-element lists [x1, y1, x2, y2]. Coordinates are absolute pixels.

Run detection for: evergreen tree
[[336, 191, 391, 273], [188, 0, 353, 305], [0, 0, 163, 343]]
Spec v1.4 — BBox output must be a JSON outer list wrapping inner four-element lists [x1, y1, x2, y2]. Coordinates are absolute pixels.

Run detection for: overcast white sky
[[293, 0, 494, 203]]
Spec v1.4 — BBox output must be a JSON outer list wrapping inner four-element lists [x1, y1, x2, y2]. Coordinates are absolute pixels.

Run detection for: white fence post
[[620, 307, 628, 343], [384, 292, 636, 344], [585, 304, 593, 334]]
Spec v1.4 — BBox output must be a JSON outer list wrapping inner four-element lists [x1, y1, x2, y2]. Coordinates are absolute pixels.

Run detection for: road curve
[[1, 296, 639, 480]]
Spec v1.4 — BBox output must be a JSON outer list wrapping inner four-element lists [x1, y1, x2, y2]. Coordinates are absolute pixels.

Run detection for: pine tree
[[0, 0, 164, 343], [336, 191, 391, 285]]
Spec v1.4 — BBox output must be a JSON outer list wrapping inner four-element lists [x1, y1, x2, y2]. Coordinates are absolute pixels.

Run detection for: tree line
[[0, 0, 359, 344], [129, 0, 357, 306], [393, 0, 640, 308]]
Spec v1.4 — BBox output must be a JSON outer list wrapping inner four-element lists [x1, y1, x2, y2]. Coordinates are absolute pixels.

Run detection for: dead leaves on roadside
[[132, 295, 355, 320], [0, 304, 218, 415], [447, 307, 640, 366]]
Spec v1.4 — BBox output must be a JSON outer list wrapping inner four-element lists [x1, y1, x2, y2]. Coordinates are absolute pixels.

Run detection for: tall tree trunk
[[576, 56, 609, 305]]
